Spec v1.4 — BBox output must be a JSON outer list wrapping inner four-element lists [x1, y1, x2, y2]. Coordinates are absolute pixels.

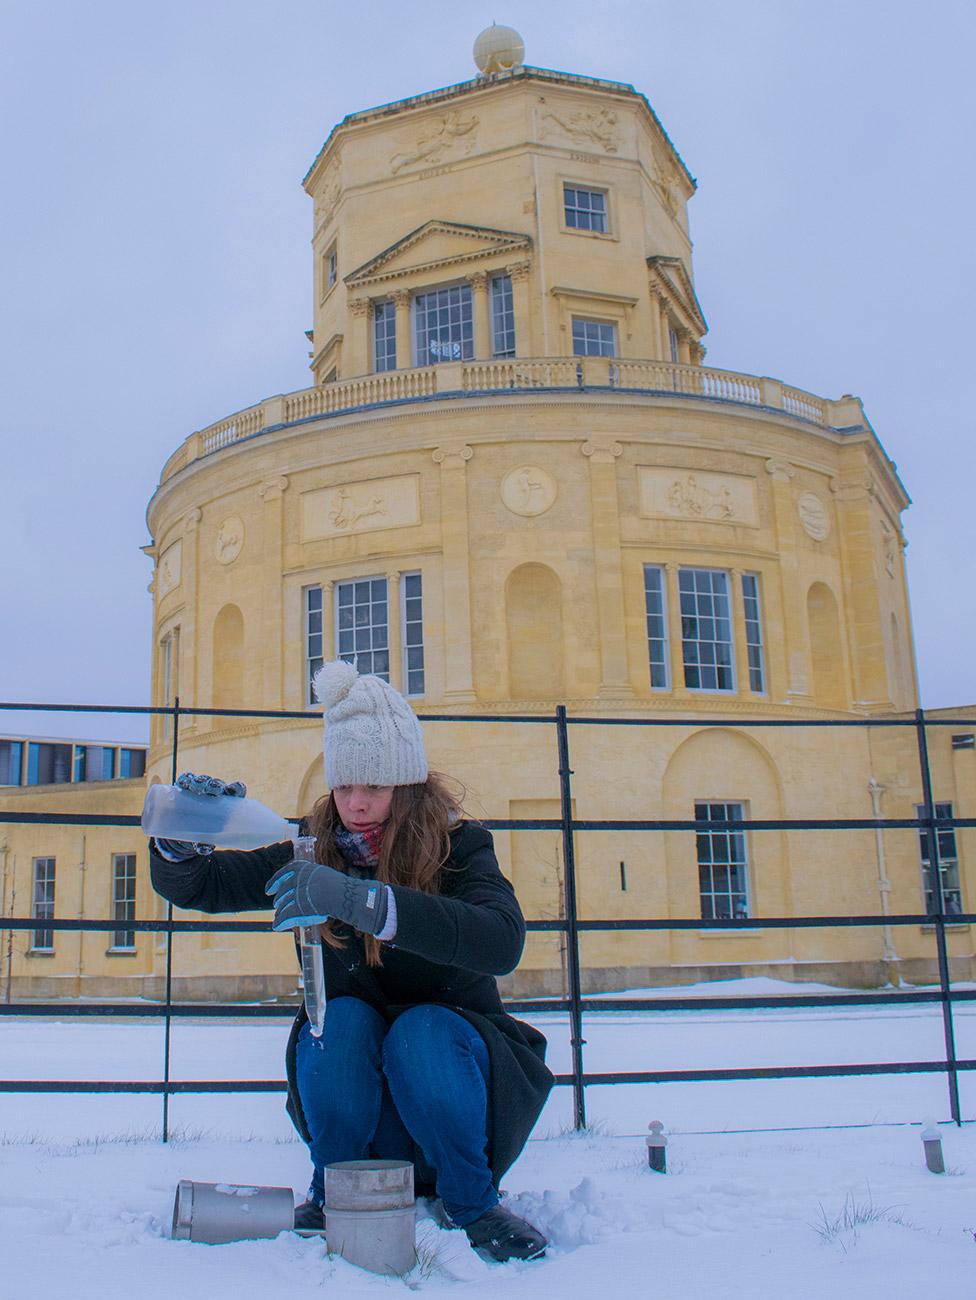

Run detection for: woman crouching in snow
[[149, 659, 552, 1261]]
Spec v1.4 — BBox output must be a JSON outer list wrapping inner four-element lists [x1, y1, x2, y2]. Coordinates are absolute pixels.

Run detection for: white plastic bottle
[[293, 835, 327, 1037], [141, 784, 294, 849]]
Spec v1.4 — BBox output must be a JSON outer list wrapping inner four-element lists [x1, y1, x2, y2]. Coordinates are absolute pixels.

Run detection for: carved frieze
[[302, 474, 420, 541], [797, 492, 830, 541], [638, 468, 758, 527], [540, 105, 619, 153], [215, 516, 245, 565], [317, 175, 342, 230], [501, 466, 557, 517], [389, 111, 479, 175], [156, 539, 182, 598], [880, 518, 897, 576], [651, 155, 681, 216]]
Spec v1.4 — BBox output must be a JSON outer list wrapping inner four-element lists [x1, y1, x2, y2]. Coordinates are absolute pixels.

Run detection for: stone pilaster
[[469, 271, 490, 360], [348, 297, 371, 374], [508, 261, 531, 357], [432, 444, 476, 702], [320, 580, 335, 678], [665, 562, 690, 697], [393, 289, 411, 370], [833, 475, 891, 708], [764, 459, 810, 701], [729, 567, 753, 695], [582, 440, 632, 697], [257, 476, 289, 709], [180, 507, 202, 728], [386, 570, 402, 691]]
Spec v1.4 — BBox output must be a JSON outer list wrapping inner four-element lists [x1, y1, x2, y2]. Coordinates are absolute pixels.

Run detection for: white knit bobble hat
[[313, 659, 428, 788]]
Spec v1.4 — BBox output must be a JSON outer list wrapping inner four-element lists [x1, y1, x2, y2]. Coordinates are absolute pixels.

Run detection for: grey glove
[[266, 859, 389, 936], [154, 771, 247, 861]]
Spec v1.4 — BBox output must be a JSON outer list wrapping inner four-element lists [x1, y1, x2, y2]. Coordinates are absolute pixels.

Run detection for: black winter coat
[[149, 822, 553, 1187]]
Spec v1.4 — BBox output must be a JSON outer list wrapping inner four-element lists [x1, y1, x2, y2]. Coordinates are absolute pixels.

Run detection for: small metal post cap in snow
[[646, 1120, 667, 1173], [921, 1118, 945, 1174]]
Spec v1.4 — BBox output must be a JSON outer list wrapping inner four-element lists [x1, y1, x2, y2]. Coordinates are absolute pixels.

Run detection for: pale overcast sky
[[1, 0, 973, 742]]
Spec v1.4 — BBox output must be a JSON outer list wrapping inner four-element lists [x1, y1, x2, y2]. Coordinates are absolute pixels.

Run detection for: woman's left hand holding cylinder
[[266, 860, 390, 936]]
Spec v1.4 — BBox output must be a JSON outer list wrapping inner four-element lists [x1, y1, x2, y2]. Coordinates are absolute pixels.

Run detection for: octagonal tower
[[142, 49, 922, 992]]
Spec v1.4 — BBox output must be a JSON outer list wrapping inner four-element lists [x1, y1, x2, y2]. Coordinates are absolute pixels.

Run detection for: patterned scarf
[[333, 822, 386, 873]]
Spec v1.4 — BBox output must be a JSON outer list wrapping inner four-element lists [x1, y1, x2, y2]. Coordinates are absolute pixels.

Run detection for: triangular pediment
[[346, 220, 531, 288], [647, 255, 708, 336]]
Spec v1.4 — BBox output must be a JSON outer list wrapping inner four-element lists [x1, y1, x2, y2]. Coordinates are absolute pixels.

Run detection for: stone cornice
[[303, 66, 696, 195], [173, 696, 887, 726], [550, 285, 639, 308]]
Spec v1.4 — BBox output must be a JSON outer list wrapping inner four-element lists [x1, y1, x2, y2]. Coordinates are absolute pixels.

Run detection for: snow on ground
[[2, 979, 975, 1298]]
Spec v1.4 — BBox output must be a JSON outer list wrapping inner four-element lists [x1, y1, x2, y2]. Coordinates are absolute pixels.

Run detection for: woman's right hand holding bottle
[[153, 771, 247, 861]]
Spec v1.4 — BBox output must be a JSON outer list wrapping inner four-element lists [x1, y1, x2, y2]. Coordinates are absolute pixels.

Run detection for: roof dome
[[473, 24, 525, 75]]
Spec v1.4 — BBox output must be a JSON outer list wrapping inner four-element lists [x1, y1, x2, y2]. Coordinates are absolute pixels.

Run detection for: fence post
[[914, 707, 961, 1125], [555, 705, 586, 1130], [161, 696, 180, 1143]]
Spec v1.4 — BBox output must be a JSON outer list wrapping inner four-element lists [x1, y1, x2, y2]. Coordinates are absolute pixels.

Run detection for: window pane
[[564, 185, 608, 233], [490, 275, 515, 357], [413, 285, 474, 366], [401, 571, 425, 695], [916, 802, 962, 914], [0, 740, 23, 785], [643, 565, 669, 689], [119, 748, 146, 779], [334, 577, 390, 680], [112, 853, 137, 949], [571, 317, 617, 357], [695, 803, 750, 920], [741, 573, 766, 693], [27, 742, 72, 786], [32, 857, 55, 950], [678, 569, 734, 691], [307, 586, 328, 705]]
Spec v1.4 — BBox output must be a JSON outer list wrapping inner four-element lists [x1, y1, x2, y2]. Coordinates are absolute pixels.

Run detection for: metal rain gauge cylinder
[[324, 1159, 416, 1275]]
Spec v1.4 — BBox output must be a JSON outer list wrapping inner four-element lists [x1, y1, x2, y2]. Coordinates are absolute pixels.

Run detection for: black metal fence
[[1, 699, 974, 1140]]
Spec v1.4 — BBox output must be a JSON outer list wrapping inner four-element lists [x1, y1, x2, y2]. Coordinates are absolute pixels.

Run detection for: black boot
[[463, 1205, 547, 1261], [293, 1199, 325, 1231]]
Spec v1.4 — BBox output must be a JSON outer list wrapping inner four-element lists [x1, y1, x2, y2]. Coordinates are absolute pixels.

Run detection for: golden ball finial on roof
[[473, 23, 525, 75]]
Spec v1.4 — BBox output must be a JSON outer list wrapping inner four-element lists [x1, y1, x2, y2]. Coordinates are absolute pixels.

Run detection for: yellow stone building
[[2, 33, 973, 999]]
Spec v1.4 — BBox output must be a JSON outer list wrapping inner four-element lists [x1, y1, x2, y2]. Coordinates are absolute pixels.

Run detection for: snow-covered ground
[[3, 979, 975, 1297]]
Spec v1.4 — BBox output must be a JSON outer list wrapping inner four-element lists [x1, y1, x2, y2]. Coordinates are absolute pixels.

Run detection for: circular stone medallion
[[500, 466, 557, 517], [797, 492, 830, 541], [215, 516, 245, 565]]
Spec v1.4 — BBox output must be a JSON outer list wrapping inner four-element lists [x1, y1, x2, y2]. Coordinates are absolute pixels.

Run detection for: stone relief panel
[[880, 518, 897, 576], [638, 468, 759, 527], [500, 466, 558, 517], [389, 111, 479, 175], [302, 474, 420, 541], [797, 492, 830, 541], [215, 516, 245, 565], [156, 539, 182, 598], [316, 163, 342, 229], [539, 104, 620, 153], [651, 154, 682, 216]]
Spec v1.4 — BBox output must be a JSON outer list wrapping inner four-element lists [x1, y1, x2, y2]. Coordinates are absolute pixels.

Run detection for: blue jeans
[[295, 996, 497, 1227]]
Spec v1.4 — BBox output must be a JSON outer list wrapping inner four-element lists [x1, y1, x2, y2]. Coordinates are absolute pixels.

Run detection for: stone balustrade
[[168, 358, 859, 482]]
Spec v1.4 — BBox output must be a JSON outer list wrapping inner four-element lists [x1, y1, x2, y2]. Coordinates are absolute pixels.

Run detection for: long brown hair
[[306, 771, 464, 966]]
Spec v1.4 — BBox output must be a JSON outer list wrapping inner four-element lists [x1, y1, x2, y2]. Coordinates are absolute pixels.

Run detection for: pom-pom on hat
[[313, 659, 428, 789]]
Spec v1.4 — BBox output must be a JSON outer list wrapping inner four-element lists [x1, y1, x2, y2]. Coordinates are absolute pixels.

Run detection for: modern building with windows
[[0, 736, 146, 787], [0, 28, 972, 999]]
